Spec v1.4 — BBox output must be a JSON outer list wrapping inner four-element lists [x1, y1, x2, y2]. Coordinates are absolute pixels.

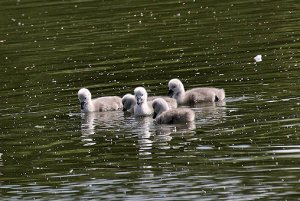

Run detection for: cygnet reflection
[[0, 153, 3, 176], [191, 100, 227, 126], [153, 121, 196, 143], [123, 111, 197, 156], [80, 111, 124, 146], [80, 112, 96, 146], [134, 117, 154, 157]]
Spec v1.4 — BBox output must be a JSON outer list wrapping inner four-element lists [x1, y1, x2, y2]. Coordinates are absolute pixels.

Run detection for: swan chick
[[78, 88, 122, 112], [122, 93, 136, 112], [152, 98, 195, 124], [133, 87, 153, 117], [168, 78, 225, 105]]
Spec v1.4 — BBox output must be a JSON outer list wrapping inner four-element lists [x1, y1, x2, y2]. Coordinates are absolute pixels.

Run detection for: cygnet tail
[[186, 110, 195, 122], [216, 89, 225, 101]]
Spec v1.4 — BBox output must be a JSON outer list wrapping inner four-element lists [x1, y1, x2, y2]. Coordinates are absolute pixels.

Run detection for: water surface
[[1, 0, 300, 200]]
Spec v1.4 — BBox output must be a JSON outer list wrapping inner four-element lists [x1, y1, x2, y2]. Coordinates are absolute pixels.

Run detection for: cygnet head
[[152, 98, 170, 119], [78, 88, 92, 110], [168, 78, 184, 97], [122, 94, 136, 111], [134, 87, 148, 105]]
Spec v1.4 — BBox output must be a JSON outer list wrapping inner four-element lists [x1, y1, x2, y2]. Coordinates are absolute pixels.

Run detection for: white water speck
[[35, 125, 45, 129], [254, 55, 262, 62]]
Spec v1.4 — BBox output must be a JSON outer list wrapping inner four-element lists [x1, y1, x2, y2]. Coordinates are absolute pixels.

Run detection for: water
[[1, 0, 300, 200]]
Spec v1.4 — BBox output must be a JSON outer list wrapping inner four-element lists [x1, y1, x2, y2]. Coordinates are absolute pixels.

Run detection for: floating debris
[[35, 125, 45, 129], [254, 55, 262, 62]]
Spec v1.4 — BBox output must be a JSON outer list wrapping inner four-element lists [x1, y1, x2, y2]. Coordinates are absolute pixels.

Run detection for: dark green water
[[1, 0, 300, 200]]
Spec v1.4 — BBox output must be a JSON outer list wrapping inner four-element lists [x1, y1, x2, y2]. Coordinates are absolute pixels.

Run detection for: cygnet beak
[[153, 112, 157, 119], [168, 89, 174, 97], [80, 102, 85, 110], [136, 97, 142, 105]]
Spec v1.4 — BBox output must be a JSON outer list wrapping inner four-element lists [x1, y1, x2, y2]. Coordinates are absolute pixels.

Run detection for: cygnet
[[78, 88, 122, 112], [152, 98, 195, 124], [168, 78, 225, 105], [133, 87, 153, 117]]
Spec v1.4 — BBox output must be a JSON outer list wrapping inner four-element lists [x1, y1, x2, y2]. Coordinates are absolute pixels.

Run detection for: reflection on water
[[79, 110, 197, 156], [134, 117, 153, 157], [1, 0, 300, 199], [80, 111, 124, 130], [81, 113, 96, 136], [0, 153, 3, 176]]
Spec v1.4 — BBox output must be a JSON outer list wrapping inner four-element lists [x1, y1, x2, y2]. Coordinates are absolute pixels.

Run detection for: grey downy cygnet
[[152, 98, 195, 124], [168, 78, 225, 105], [78, 88, 122, 112]]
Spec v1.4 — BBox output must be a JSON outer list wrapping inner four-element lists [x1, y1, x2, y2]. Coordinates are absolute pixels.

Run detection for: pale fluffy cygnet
[[133, 87, 153, 117], [122, 93, 136, 113], [168, 78, 225, 105], [78, 88, 122, 112], [152, 98, 195, 124], [122, 93, 177, 113]]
